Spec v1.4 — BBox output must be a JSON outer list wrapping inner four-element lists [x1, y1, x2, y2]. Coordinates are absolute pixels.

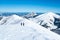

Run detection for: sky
[[0, 0, 60, 13]]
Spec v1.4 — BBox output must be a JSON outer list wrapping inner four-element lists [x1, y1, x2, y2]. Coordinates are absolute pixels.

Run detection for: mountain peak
[[0, 14, 24, 25], [11, 14, 23, 19], [33, 12, 60, 30], [46, 12, 56, 15]]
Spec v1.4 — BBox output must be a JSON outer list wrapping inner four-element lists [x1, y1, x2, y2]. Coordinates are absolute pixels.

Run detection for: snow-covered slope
[[0, 13, 36, 25], [0, 15, 60, 40], [0, 16, 60, 40], [0, 15, 24, 25], [29, 12, 60, 30]]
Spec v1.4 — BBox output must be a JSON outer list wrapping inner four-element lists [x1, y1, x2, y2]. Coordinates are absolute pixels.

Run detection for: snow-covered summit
[[29, 12, 60, 30], [45, 12, 60, 18], [36, 12, 60, 19], [11, 14, 23, 19], [0, 14, 24, 25]]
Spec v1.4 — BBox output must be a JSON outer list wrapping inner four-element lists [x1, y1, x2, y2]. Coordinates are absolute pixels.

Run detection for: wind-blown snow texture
[[0, 14, 60, 40]]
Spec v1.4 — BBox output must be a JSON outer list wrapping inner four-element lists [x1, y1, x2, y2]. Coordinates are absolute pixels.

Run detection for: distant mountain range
[[0, 12, 43, 16]]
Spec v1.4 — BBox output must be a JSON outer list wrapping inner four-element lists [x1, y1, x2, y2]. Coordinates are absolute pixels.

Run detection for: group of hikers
[[20, 22, 25, 26]]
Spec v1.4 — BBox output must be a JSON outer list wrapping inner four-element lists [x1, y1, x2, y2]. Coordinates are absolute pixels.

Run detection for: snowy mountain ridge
[[29, 12, 60, 30], [0, 15, 24, 25], [0, 16, 60, 40]]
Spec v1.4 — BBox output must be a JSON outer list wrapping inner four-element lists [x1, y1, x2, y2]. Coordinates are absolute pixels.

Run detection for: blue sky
[[0, 0, 60, 13]]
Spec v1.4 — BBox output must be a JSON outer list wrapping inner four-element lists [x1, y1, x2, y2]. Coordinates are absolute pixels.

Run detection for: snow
[[24, 12, 37, 18], [0, 15, 60, 40], [0, 15, 23, 25], [0, 16, 8, 25], [29, 12, 60, 30]]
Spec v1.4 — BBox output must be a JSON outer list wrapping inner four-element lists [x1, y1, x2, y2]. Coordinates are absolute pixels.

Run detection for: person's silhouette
[[23, 22, 24, 26], [21, 22, 25, 26], [21, 22, 22, 26]]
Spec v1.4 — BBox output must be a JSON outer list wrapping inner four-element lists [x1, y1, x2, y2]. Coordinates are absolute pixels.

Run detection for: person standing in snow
[[21, 22, 22, 26], [21, 22, 25, 26], [23, 22, 24, 26]]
